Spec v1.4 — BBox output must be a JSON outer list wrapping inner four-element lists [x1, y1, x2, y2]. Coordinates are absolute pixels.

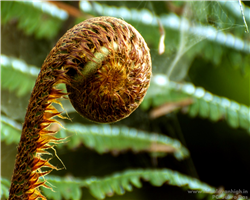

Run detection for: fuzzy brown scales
[[8, 65, 68, 200], [9, 16, 151, 199], [65, 16, 152, 123]]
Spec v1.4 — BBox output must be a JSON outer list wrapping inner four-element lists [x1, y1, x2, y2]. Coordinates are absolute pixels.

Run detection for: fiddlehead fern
[[65, 17, 151, 123], [8, 16, 151, 199]]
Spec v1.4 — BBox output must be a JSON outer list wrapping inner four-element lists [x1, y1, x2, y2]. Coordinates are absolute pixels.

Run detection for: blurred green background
[[1, 1, 250, 200]]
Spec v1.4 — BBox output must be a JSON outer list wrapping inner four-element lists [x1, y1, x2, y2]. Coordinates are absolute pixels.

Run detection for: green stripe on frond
[[0, 177, 11, 199], [1, 55, 39, 97], [1, 1, 67, 39], [58, 124, 189, 160], [142, 74, 250, 133], [1, 115, 22, 145], [41, 169, 237, 200]]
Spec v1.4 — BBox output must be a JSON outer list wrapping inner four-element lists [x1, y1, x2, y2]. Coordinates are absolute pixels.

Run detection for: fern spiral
[[65, 16, 152, 123], [8, 16, 151, 199]]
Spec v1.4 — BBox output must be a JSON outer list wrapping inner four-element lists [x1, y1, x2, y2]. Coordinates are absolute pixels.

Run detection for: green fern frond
[[1, 1, 68, 39], [142, 74, 250, 133], [1, 115, 22, 145], [196, 1, 250, 38], [1, 54, 39, 97], [0, 177, 11, 199], [58, 124, 189, 160], [41, 169, 234, 200], [219, 1, 250, 25], [42, 176, 82, 200]]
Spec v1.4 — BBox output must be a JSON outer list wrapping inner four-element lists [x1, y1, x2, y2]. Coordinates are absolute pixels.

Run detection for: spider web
[[153, 1, 249, 81]]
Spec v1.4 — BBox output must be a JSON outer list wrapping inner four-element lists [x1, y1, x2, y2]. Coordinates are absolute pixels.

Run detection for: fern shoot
[[8, 17, 151, 199]]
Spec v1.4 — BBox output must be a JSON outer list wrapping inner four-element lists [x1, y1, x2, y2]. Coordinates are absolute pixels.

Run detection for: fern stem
[[8, 65, 67, 199]]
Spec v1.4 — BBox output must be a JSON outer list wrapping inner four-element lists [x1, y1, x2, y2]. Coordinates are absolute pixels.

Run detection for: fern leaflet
[[1, 115, 22, 145], [1, 1, 67, 39], [0, 177, 11, 199], [40, 169, 236, 200], [58, 124, 189, 160], [1, 54, 39, 97], [142, 74, 250, 133]]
